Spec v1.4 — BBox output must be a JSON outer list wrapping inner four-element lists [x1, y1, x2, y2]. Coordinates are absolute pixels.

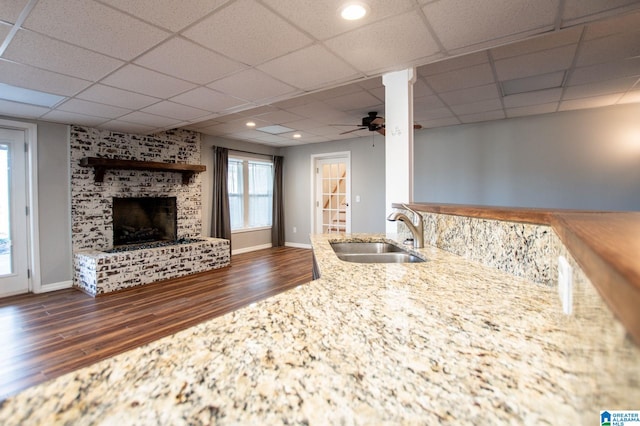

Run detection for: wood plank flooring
[[0, 246, 313, 400]]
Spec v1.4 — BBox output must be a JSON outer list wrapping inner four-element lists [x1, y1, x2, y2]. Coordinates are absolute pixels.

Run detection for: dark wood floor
[[0, 246, 313, 400]]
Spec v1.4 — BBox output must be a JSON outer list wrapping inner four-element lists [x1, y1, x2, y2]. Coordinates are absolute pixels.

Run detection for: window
[[228, 156, 273, 231]]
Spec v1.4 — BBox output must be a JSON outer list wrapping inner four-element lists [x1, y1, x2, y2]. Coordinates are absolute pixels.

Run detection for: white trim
[[231, 225, 271, 234], [310, 151, 351, 235], [285, 242, 312, 249], [0, 118, 40, 293], [35, 279, 72, 293], [231, 243, 272, 255]]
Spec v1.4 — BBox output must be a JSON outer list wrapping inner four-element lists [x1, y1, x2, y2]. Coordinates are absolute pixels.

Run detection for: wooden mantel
[[79, 157, 206, 184]]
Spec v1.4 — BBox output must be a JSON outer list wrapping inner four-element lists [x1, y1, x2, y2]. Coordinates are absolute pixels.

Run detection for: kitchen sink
[[330, 241, 425, 263]]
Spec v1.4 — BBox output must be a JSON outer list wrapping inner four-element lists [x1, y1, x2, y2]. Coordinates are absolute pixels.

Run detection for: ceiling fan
[[332, 111, 422, 136]]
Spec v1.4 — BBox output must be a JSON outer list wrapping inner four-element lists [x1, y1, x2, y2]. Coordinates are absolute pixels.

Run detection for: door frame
[[310, 151, 351, 235], [0, 118, 40, 294]]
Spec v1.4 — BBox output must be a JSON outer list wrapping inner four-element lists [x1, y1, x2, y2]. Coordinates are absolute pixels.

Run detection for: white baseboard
[[285, 242, 312, 249], [34, 280, 73, 293], [232, 243, 272, 255]]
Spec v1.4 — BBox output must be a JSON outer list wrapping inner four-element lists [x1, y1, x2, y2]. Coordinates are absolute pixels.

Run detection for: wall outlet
[[557, 256, 573, 315], [293, 227, 297, 233]]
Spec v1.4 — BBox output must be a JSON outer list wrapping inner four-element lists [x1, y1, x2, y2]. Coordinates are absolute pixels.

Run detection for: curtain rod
[[213, 145, 277, 159]]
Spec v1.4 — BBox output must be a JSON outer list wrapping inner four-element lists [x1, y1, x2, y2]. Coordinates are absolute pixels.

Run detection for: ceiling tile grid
[[0, 0, 638, 144]]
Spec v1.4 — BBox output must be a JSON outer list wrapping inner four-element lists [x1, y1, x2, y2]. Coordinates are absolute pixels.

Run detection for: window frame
[[228, 154, 274, 233]]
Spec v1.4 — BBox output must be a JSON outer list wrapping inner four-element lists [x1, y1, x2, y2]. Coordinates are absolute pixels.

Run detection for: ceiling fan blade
[[376, 127, 386, 136], [371, 117, 384, 126], [414, 124, 423, 130], [339, 128, 366, 135]]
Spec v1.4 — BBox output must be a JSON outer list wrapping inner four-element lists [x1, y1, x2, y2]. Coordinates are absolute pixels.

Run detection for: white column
[[383, 68, 416, 233]]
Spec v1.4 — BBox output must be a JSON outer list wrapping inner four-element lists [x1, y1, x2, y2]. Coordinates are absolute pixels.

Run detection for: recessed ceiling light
[[339, 2, 368, 20], [246, 121, 256, 127], [293, 133, 302, 139]]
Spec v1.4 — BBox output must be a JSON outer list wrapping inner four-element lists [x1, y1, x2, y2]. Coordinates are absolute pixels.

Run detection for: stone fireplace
[[70, 126, 230, 296]]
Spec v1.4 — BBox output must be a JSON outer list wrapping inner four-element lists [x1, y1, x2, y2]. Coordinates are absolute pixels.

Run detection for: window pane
[[228, 159, 244, 230], [248, 161, 272, 227]]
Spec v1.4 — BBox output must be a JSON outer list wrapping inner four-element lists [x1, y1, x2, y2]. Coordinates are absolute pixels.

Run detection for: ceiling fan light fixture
[[339, 2, 369, 20]]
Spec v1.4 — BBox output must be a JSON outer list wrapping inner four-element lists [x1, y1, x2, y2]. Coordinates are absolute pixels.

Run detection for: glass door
[[314, 155, 351, 234], [0, 128, 29, 297]]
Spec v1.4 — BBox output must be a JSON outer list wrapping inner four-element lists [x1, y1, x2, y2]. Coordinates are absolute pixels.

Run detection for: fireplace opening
[[112, 197, 177, 247]]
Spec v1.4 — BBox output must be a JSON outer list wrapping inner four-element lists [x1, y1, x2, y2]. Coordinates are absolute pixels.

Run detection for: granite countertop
[[1, 233, 638, 424]]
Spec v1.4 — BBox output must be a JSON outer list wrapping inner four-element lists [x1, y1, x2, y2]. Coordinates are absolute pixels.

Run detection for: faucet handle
[[401, 204, 421, 223]]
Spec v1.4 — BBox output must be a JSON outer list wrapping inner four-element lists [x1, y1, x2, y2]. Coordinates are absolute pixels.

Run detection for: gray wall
[[414, 104, 640, 211], [281, 135, 387, 246], [37, 122, 72, 286]]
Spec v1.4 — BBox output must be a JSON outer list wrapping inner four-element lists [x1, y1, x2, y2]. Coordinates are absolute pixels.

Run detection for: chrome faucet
[[387, 204, 424, 248]]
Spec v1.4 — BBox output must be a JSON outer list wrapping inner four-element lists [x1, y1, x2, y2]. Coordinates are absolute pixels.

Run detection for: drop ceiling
[[1, 0, 639, 146]]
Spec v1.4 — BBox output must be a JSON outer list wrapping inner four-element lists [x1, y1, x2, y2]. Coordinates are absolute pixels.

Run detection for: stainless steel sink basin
[[330, 241, 425, 263]]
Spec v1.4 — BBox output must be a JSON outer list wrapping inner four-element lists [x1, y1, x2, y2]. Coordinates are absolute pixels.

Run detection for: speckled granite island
[[1, 233, 638, 424]]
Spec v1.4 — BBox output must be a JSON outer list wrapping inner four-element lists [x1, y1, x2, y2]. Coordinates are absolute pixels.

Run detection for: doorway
[[0, 127, 29, 297], [311, 152, 351, 234]]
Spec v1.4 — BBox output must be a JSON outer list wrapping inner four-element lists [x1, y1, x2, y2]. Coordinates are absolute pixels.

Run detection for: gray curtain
[[271, 155, 284, 247], [212, 147, 231, 240]]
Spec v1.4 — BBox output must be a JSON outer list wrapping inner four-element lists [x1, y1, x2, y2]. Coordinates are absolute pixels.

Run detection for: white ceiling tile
[[558, 93, 623, 111], [99, 0, 231, 32], [278, 118, 325, 131], [418, 51, 489, 77], [494, 44, 577, 81], [323, 91, 382, 111], [23, 0, 170, 60], [311, 83, 364, 101], [287, 100, 351, 122], [101, 65, 197, 98], [118, 111, 183, 128], [582, 9, 640, 40], [183, 0, 312, 66], [618, 89, 640, 104], [0, 58, 90, 96], [183, 117, 222, 129], [458, 109, 506, 124], [135, 37, 245, 85], [170, 87, 248, 113], [506, 102, 559, 118], [450, 98, 503, 115], [562, 0, 640, 24], [357, 77, 383, 91], [414, 107, 456, 121], [501, 71, 565, 96], [490, 27, 582, 60], [98, 120, 156, 134], [569, 58, 640, 86], [40, 110, 110, 127], [426, 63, 495, 92], [0, 22, 11, 40], [563, 76, 638, 99], [4, 29, 124, 81], [439, 84, 500, 106], [413, 79, 433, 97], [253, 110, 303, 125], [503, 88, 562, 108], [0, 0, 28, 24], [0, 98, 49, 118], [76, 84, 160, 110], [58, 98, 131, 118], [207, 69, 297, 102], [325, 12, 439, 74], [262, 0, 416, 40], [258, 45, 360, 91], [414, 95, 446, 110], [575, 31, 640, 67], [419, 117, 461, 129], [423, 0, 558, 51], [141, 101, 211, 121]]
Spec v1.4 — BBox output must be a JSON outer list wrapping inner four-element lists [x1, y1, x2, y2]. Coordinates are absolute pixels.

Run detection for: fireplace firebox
[[112, 197, 177, 247]]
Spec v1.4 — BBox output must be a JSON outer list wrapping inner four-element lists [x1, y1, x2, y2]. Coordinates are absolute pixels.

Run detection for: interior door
[[0, 128, 29, 297], [314, 155, 351, 234]]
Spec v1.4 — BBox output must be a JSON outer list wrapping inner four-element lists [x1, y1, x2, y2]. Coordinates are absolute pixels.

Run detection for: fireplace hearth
[[112, 197, 177, 247]]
